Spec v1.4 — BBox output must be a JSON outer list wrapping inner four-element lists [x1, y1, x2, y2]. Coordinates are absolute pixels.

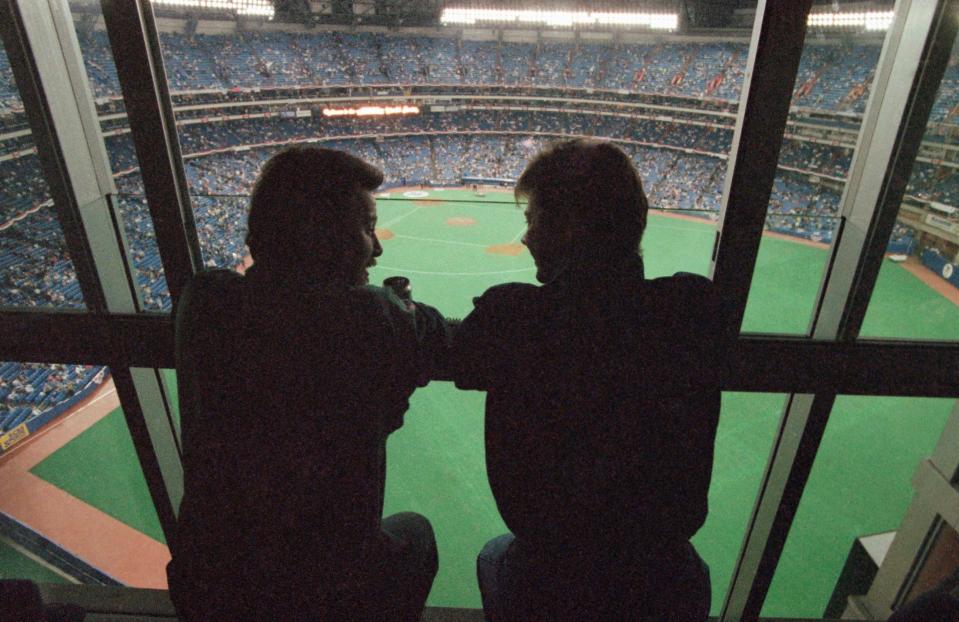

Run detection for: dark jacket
[[168, 266, 448, 616], [453, 255, 723, 554]]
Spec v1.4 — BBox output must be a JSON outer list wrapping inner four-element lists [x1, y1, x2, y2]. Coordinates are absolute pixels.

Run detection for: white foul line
[[380, 206, 423, 228]]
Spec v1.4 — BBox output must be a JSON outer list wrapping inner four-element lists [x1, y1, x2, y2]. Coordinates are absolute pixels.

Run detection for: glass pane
[[115, 191, 172, 312], [171, 135, 729, 283], [185, 149, 256, 272], [368, 181, 719, 316], [147, 25, 750, 279], [742, 31, 893, 335], [695, 392, 786, 616], [638, 140, 726, 277], [125, 14, 934, 613], [384, 381, 785, 609], [68, 4, 171, 312], [0, 363, 168, 587], [147, 25, 751, 607], [761, 396, 956, 617], [385, 386, 784, 610], [0, 42, 85, 309], [742, 212, 839, 333], [859, 34, 959, 341], [370, 186, 533, 319]]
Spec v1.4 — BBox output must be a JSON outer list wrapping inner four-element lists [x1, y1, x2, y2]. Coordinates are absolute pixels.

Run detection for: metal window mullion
[[708, 0, 812, 337], [0, 0, 108, 312], [820, 0, 958, 341], [100, 0, 202, 305], [2, 0, 185, 538], [718, 392, 828, 620], [722, 391, 838, 621], [111, 367, 179, 543], [3, 0, 147, 314], [0, 309, 955, 392], [722, 1, 957, 619]]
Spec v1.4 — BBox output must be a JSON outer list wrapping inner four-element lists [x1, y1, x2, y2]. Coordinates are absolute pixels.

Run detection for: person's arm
[[450, 283, 535, 391], [175, 270, 243, 441], [656, 273, 727, 391], [361, 285, 451, 389], [396, 293, 451, 386]]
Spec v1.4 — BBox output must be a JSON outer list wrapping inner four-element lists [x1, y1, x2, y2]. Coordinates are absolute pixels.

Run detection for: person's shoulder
[[351, 284, 445, 323], [187, 268, 243, 293], [182, 269, 244, 308], [176, 271, 246, 355], [646, 272, 719, 304], [473, 282, 539, 309], [645, 272, 723, 326]]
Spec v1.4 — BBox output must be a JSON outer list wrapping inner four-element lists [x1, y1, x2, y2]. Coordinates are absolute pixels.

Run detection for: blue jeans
[[477, 534, 710, 621]]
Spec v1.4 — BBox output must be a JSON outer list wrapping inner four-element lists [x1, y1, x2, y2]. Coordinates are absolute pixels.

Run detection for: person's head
[[246, 146, 384, 286], [515, 139, 648, 282]]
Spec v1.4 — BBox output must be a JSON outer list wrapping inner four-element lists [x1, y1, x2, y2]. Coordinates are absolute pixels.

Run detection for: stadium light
[[807, 10, 894, 31], [440, 7, 678, 31], [151, 0, 274, 19]]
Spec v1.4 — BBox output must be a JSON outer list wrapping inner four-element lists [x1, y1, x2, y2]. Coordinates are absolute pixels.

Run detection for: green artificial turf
[[742, 234, 831, 334], [0, 538, 70, 583], [862, 259, 959, 339], [27, 189, 959, 615], [29, 408, 166, 544]]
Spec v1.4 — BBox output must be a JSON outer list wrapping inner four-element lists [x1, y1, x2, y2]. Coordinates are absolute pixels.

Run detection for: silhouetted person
[[168, 147, 448, 621], [453, 139, 723, 621]]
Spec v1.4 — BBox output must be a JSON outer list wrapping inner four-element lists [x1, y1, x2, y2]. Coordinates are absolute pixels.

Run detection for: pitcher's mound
[[486, 243, 526, 256], [446, 217, 476, 227], [376, 228, 395, 240]]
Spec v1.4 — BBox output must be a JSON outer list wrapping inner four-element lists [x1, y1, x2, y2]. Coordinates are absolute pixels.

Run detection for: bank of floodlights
[[807, 10, 894, 31], [440, 7, 678, 31], [151, 0, 274, 19]]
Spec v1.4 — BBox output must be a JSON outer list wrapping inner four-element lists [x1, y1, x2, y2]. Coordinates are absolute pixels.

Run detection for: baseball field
[[5, 188, 958, 617]]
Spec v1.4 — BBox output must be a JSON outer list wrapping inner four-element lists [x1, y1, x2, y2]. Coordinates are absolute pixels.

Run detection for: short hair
[[246, 146, 383, 266], [515, 139, 648, 256]]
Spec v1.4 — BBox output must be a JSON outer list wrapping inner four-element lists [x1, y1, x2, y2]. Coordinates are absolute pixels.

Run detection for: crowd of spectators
[[765, 175, 843, 244], [0, 202, 101, 440], [30, 30, 901, 115], [0, 363, 103, 435], [0, 155, 50, 223], [779, 139, 853, 179], [0, 207, 84, 309], [907, 161, 959, 205], [0, 49, 22, 115]]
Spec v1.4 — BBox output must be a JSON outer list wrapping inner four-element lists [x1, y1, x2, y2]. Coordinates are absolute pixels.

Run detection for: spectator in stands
[[452, 139, 723, 621], [168, 146, 448, 622]]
